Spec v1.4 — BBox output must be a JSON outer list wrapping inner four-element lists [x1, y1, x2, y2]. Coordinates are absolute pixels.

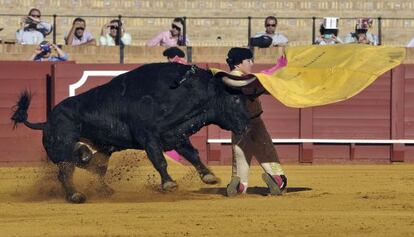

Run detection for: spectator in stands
[[163, 46, 186, 62], [253, 16, 288, 47], [100, 19, 132, 46], [65, 17, 96, 45], [146, 17, 190, 47], [407, 38, 414, 47], [315, 17, 343, 45], [345, 18, 378, 45], [30, 41, 68, 61], [16, 8, 52, 45]]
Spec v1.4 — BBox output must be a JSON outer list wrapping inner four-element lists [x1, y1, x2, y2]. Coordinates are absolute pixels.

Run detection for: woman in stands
[[146, 18, 190, 47], [100, 19, 132, 46], [344, 18, 378, 45]]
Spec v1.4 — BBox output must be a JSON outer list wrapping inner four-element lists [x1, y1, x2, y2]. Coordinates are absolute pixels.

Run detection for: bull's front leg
[[176, 139, 220, 184], [145, 137, 178, 191], [57, 162, 86, 203]]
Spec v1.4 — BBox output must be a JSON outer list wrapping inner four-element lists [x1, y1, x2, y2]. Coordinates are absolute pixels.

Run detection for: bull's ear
[[169, 65, 197, 89], [160, 66, 181, 89]]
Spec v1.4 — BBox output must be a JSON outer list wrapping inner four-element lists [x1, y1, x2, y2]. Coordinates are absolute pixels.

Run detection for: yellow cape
[[212, 44, 406, 108]]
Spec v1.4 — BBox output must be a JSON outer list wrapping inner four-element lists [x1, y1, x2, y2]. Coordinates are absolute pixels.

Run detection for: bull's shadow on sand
[[194, 187, 312, 196]]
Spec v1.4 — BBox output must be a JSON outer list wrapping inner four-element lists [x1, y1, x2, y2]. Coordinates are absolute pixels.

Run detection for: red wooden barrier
[[0, 61, 72, 164], [403, 65, 414, 162]]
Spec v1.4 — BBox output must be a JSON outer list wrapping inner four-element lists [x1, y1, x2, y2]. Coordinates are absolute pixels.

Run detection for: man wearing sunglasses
[[100, 19, 132, 46], [16, 8, 52, 45], [146, 17, 190, 47], [65, 17, 96, 46], [253, 16, 288, 47]]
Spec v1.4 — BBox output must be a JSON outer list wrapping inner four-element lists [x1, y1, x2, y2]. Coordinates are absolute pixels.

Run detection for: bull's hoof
[[162, 181, 178, 192], [201, 173, 220, 185], [96, 184, 115, 197], [67, 192, 87, 204]]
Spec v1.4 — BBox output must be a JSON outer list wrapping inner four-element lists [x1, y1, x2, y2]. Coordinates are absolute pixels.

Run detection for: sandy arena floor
[[0, 150, 413, 237]]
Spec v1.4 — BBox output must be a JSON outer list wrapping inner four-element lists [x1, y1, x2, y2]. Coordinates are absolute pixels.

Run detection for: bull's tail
[[11, 90, 46, 130]]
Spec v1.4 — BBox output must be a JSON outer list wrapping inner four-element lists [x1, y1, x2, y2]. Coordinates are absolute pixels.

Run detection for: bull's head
[[220, 92, 250, 135], [211, 78, 251, 136], [168, 64, 251, 136]]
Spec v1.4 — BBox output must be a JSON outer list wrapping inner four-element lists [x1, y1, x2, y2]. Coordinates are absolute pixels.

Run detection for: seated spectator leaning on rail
[[16, 8, 52, 45], [253, 16, 288, 47], [65, 17, 96, 45], [30, 41, 68, 62], [344, 18, 378, 45], [100, 19, 132, 46], [146, 17, 190, 47], [315, 17, 343, 45]]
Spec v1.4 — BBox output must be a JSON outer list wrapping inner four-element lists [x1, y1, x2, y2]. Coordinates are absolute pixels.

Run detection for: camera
[[25, 17, 33, 24], [355, 29, 368, 35], [323, 34, 333, 39], [40, 44, 51, 53]]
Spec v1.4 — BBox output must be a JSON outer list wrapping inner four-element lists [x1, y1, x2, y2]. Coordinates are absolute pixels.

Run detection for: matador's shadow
[[194, 186, 312, 196]]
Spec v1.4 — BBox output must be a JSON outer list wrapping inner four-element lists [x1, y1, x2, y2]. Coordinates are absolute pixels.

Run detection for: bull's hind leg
[[44, 123, 86, 203], [72, 142, 114, 197], [176, 139, 220, 184], [57, 161, 86, 203], [144, 137, 177, 191], [84, 151, 114, 197]]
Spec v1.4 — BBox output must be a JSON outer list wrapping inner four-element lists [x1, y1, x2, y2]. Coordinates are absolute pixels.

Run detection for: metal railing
[[2, 14, 414, 63]]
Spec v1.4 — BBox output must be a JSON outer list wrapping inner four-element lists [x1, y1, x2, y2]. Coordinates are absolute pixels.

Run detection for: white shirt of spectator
[[16, 29, 44, 45], [16, 21, 52, 45], [254, 32, 289, 46], [100, 33, 132, 46], [64, 30, 94, 45], [407, 38, 414, 47]]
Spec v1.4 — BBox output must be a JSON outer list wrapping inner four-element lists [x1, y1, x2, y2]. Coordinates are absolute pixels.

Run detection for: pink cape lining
[[260, 56, 287, 75], [165, 150, 182, 162]]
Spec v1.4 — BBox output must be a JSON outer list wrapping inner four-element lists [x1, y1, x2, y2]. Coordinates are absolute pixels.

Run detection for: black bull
[[11, 63, 250, 203]]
